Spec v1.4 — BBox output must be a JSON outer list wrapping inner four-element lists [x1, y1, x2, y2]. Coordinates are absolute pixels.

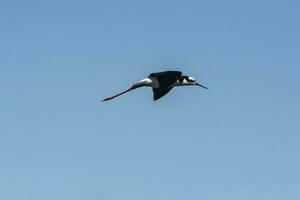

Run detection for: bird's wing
[[149, 71, 182, 88], [152, 87, 173, 101]]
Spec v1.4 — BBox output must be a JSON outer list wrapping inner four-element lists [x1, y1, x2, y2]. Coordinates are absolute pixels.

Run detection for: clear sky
[[1, 0, 300, 199]]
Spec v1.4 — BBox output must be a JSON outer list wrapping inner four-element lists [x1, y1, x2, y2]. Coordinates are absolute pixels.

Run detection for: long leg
[[102, 84, 141, 102]]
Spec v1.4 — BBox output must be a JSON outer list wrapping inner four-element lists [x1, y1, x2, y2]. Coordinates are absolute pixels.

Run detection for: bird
[[102, 70, 208, 102]]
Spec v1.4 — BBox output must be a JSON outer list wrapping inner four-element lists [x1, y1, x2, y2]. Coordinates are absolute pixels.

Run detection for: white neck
[[171, 79, 195, 87]]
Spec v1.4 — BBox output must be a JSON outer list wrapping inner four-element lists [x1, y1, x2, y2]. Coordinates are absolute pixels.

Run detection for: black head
[[178, 75, 208, 89]]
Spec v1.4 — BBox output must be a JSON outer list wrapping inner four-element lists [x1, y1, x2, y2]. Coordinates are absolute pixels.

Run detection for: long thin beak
[[196, 83, 208, 89]]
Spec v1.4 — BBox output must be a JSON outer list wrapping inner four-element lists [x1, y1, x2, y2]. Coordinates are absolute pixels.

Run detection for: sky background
[[1, 0, 300, 199]]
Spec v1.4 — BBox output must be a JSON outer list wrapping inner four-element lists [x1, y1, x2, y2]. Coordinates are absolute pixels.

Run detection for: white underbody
[[139, 77, 160, 88]]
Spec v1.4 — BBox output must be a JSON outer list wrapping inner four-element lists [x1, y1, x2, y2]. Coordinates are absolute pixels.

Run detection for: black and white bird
[[102, 71, 208, 102]]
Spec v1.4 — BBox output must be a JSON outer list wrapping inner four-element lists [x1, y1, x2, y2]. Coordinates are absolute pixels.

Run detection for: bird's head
[[181, 76, 209, 89]]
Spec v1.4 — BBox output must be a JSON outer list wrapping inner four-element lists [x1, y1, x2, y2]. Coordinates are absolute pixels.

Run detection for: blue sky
[[1, 1, 300, 199]]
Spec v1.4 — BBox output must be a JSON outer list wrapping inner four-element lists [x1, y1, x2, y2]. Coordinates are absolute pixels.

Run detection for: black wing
[[152, 87, 173, 101], [149, 71, 182, 89]]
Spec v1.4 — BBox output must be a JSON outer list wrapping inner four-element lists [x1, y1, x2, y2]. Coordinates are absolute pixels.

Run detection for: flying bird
[[102, 71, 208, 102]]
